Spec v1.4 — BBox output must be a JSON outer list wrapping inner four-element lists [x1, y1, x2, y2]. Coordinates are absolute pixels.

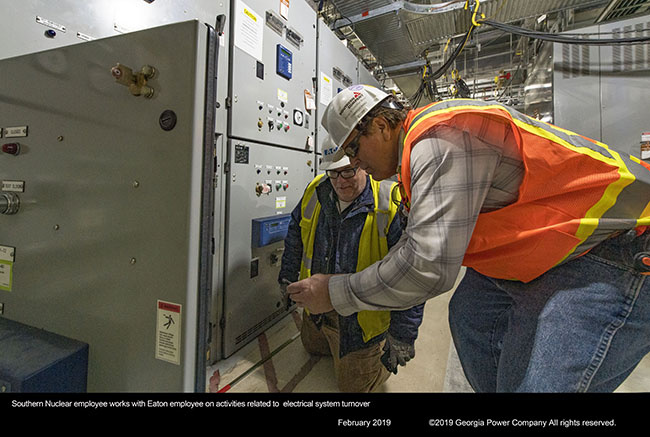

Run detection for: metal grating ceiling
[[405, 0, 611, 46], [597, 0, 650, 21], [328, 0, 614, 68], [320, 0, 650, 110]]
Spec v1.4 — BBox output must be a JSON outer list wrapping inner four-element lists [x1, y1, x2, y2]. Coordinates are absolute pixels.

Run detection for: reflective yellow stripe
[[355, 178, 398, 272], [510, 119, 635, 265], [299, 174, 326, 280], [299, 176, 399, 342], [406, 102, 640, 266], [404, 103, 508, 145]]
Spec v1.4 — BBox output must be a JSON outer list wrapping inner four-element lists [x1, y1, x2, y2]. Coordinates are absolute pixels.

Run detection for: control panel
[[1, 126, 27, 218], [254, 162, 291, 197], [223, 139, 313, 357], [229, 0, 316, 150], [254, 100, 308, 136]]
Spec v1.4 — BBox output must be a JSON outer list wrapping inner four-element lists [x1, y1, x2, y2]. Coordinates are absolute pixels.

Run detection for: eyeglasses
[[326, 166, 359, 179], [391, 181, 410, 225], [342, 130, 363, 158]]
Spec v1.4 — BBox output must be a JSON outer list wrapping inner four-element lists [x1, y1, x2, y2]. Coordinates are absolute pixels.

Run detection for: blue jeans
[[449, 230, 650, 392]]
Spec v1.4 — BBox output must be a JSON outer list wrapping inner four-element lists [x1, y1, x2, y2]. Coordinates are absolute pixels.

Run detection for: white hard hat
[[321, 85, 389, 160], [319, 134, 351, 171]]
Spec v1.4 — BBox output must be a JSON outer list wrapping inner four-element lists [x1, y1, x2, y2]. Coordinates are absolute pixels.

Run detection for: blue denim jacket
[[279, 175, 425, 357]]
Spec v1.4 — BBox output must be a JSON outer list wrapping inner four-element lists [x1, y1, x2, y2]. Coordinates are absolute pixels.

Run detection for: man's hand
[[286, 274, 334, 314], [380, 332, 416, 374]]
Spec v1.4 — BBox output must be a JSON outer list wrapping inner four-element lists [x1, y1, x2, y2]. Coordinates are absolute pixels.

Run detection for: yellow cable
[[472, 0, 485, 26]]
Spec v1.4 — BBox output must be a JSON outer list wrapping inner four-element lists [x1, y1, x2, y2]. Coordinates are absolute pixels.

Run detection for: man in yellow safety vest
[[279, 136, 424, 392]]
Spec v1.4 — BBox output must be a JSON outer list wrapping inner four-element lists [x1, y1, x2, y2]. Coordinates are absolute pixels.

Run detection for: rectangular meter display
[[251, 214, 291, 247], [276, 44, 293, 80]]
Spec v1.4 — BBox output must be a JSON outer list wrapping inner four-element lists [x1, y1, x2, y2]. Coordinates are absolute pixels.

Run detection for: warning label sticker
[[0, 261, 12, 292], [156, 300, 182, 365], [0, 246, 15, 292]]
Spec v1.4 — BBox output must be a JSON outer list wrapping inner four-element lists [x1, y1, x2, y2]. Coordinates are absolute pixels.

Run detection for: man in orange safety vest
[[287, 84, 650, 392]]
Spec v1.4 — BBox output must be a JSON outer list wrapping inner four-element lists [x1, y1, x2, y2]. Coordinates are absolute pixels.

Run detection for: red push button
[[2, 143, 20, 155]]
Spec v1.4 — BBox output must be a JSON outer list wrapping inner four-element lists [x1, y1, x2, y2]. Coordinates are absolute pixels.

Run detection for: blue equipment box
[[276, 44, 293, 80], [252, 214, 291, 247], [0, 317, 89, 392]]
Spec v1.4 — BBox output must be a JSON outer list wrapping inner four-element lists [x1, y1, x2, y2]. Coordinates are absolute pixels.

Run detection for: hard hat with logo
[[318, 134, 351, 171], [321, 85, 389, 160]]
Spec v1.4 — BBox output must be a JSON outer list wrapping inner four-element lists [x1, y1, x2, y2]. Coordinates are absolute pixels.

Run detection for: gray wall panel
[[553, 15, 650, 159], [552, 24, 601, 141], [599, 17, 650, 157]]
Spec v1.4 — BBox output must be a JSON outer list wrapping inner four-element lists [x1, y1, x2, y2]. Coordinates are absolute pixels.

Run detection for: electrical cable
[[402, 0, 468, 15], [409, 23, 476, 106], [406, 0, 650, 106], [481, 18, 650, 45]]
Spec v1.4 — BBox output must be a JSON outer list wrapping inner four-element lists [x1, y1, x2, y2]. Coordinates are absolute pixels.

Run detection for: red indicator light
[[2, 143, 20, 155]]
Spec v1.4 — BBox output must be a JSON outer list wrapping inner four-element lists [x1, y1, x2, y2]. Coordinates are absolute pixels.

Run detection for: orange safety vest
[[398, 99, 650, 283]]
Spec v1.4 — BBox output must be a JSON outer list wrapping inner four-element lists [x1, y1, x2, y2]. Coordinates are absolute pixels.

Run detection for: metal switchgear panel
[[0, 20, 221, 392], [316, 18, 359, 155], [0, 1, 231, 136], [229, 0, 317, 150], [222, 140, 314, 357], [553, 15, 650, 158]]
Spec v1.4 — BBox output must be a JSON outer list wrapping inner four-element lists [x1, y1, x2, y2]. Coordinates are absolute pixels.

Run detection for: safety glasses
[[342, 130, 363, 158], [326, 166, 360, 179]]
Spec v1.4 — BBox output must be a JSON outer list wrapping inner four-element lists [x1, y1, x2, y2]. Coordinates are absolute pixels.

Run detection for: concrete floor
[[207, 278, 650, 394]]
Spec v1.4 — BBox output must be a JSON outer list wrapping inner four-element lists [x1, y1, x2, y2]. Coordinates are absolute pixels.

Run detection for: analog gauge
[[293, 109, 304, 126]]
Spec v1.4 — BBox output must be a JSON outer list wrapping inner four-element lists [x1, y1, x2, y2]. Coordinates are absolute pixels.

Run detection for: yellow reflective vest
[[299, 173, 400, 342]]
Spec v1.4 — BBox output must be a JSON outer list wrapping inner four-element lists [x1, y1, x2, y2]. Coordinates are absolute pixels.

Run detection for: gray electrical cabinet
[[1, 0, 367, 377], [228, 0, 317, 151], [220, 0, 317, 358], [358, 63, 381, 89], [314, 18, 381, 165], [0, 20, 221, 392], [0, 3, 232, 372], [221, 140, 314, 356], [316, 18, 359, 155], [553, 14, 650, 158], [0, 0, 231, 135], [599, 16, 650, 158]]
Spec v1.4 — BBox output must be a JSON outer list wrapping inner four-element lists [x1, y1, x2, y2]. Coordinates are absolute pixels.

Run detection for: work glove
[[380, 332, 416, 374]]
